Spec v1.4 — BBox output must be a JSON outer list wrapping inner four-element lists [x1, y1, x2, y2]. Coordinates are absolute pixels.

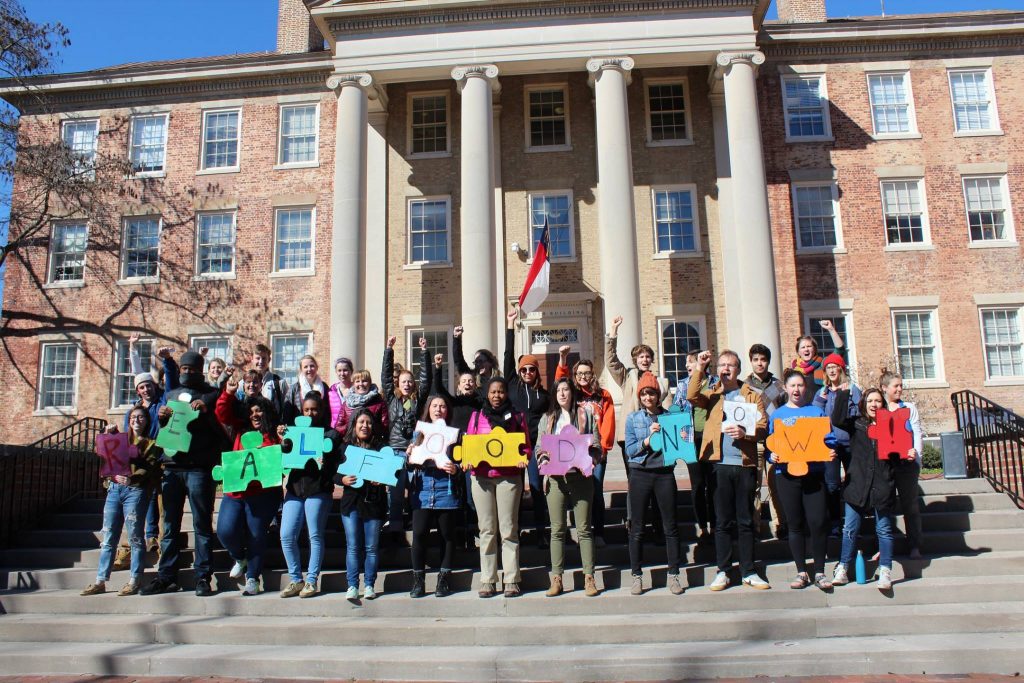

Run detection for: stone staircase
[[1, 477, 1023, 680]]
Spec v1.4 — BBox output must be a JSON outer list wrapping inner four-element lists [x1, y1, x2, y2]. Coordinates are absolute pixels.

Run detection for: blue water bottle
[[855, 549, 867, 585]]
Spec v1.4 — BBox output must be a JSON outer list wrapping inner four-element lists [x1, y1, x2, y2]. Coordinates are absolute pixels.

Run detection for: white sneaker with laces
[[241, 578, 260, 596], [832, 564, 849, 586], [229, 559, 247, 579], [742, 574, 771, 590], [877, 567, 893, 591], [345, 586, 360, 600], [362, 585, 378, 600], [709, 571, 730, 591]]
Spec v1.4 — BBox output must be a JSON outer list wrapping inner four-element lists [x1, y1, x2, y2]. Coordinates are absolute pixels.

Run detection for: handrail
[[951, 389, 1024, 509]]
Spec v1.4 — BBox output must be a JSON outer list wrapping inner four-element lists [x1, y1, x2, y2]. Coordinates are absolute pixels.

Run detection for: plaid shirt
[[745, 372, 785, 420]]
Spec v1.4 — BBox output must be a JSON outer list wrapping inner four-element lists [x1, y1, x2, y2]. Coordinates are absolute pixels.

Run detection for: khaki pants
[[471, 474, 523, 585], [545, 473, 594, 576]]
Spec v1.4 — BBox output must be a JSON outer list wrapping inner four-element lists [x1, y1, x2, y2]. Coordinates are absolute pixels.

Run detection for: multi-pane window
[[409, 94, 448, 155], [806, 314, 850, 357], [271, 333, 311, 379], [190, 336, 232, 366], [408, 328, 452, 388], [196, 212, 236, 275], [121, 217, 160, 280], [949, 70, 997, 133], [527, 88, 568, 148], [782, 75, 830, 139], [113, 338, 153, 408], [129, 114, 168, 174], [659, 319, 704, 389], [201, 109, 240, 170], [274, 208, 314, 272], [62, 119, 98, 178], [38, 343, 79, 410], [529, 193, 573, 260], [881, 180, 927, 245], [963, 176, 1011, 242], [652, 188, 698, 253], [893, 311, 940, 381], [646, 81, 688, 143], [408, 198, 450, 264], [980, 309, 1023, 379], [278, 104, 318, 164], [48, 223, 87, 283], [868, 73, 915, 135], [793, 183, 840, 250]]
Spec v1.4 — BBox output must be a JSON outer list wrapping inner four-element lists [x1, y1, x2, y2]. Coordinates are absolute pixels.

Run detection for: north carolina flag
[[518, 219, 551, 314]]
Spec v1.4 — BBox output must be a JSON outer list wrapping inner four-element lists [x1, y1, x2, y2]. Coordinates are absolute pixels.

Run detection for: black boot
[[410, 570, 426, 598], [435, 569, 452, 598]]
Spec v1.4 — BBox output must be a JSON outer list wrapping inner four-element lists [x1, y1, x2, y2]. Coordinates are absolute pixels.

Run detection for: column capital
[[586, 56, 635, 87], [451, 64, 501, 94], [710, 51, 765, 87], [328, 72, 387, 110]]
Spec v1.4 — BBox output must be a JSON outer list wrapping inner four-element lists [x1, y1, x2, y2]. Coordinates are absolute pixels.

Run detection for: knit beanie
[[134, 372, 155, 388], [179, 350, 205, 369], [822, 353, 847, 370], [518, 354, 539, 370], [637, 373, 661, 399]]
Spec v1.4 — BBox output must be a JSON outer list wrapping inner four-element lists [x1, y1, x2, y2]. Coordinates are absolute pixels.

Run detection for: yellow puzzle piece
[[765, 417, 832, 477], [452, 427, 528, 469]]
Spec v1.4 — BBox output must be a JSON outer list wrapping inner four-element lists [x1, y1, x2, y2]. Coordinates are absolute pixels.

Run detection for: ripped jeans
[[96, 483, 152, 583]]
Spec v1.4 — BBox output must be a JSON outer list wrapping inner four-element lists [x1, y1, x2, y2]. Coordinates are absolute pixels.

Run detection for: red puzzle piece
[[868, 407, 914, 460]]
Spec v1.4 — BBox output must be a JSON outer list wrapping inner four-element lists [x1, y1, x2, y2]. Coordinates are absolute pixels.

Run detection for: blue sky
[[2, 0, 1023, 307]]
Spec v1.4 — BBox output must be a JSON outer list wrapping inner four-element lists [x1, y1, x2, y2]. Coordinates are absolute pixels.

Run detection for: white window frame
[[866, 71, 919, 139], [643, 77, 693, 147], [526, 190, 576, 263], [948, 68, 1001, 137], [189, 335, 234, 367], [781, 74, 833, 143], [407, 327, 454, 389], [194, 210, 238, 279], [524, 84, 571, 152], [657, 316, 707, 392], [880, 178, 932, 251], [802, 308, 857, 376], [46, 221, 88, 287], [650, 185, 702, 258], [406, 90, 451, 159], [276, 102, 320, 168], [128, 112, 169, 177], [61, 118, 99, 180], [962, 175, 1017, 247], [405, 195, 452, 268], [269, 332, 312, 379], [198, 107, 242, 173], [110, 337, 155, 410], [35, 341, 80, 415], [271, 206, 316, 277], [792, 181, 844, 253], [890, 308, 947, 388], [978, 306, 1024, 385], [119, 216, 161, 284]]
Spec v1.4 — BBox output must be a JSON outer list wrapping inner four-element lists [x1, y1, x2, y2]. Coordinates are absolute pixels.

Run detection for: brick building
[[1, 0, 1022, 444]]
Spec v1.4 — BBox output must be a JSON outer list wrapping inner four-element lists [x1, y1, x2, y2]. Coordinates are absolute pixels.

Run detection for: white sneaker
[[229, 559, 247, 579], [709, 571, 730, 591], [362, 585, 377, 600], [241, 578, 260, 596], [345, 586, 360, 600], [877, 567, 893, 591], [742, 574, 771, 590], [832, 564, 849, 586]]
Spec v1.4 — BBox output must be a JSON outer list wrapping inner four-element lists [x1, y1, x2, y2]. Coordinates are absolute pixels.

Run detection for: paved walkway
[[2, 675, 1019, 683]]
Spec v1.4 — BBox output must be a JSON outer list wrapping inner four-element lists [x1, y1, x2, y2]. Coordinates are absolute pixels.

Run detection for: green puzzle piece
[[282, 415, 334, 471], [155, 399, 199, 457], [213, 431, 284, 493]]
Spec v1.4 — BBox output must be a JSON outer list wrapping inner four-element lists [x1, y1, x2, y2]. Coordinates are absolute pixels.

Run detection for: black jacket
[[284, 427, 342, 499], [337, 441, 389, 520], [383, 346, 432, 449], [432, 364, 481, 432], [831, 389, 898, 515], [503, 327, 549, 447], [161, 382, 227, 472]]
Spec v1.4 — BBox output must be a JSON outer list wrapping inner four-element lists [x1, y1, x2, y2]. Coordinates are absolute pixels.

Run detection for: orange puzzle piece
[[766, 417, 833, 476], [868, 407, 914, 460]]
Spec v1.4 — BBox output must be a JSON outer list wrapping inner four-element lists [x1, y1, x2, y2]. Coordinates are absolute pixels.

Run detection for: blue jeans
[[97, 483, 151, 582], [145, 494, 160, 539], [591, 460, 606, 537], [216, 488, 282, 581], [840, 502, 895, 570], [281, 492, 332, 584], [526, 455, 549, 532], [341, 509, 383, 589], [158, 469, 215, 582]]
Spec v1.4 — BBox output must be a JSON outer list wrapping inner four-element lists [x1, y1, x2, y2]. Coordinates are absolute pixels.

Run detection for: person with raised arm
[[790, 320, 846, 404]]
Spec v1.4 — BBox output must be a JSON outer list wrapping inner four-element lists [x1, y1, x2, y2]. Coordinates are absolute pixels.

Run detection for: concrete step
[[0, 631, 1021, 680]]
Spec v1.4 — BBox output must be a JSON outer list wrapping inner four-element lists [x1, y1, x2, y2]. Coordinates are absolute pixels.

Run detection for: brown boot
[[545, 574, 563, 597], [112, 546, 131, 571], [584, 574, 599, 597]]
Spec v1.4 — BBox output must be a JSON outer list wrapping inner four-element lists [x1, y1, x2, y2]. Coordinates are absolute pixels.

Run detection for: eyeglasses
[[575, 371, 594, 378], [519, 366, 537, 374]]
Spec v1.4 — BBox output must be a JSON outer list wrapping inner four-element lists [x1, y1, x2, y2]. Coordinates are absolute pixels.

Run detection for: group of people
[[81, 313, 924, 600]]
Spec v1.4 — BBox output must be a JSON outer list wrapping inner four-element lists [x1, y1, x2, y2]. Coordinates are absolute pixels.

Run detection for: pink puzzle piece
[[538, 425, 595, 477], [95, 432, 137, 478]]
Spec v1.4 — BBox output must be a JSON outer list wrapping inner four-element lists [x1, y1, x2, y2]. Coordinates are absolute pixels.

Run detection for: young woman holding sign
[[813, 354, 861, 538], [880, 370, 923, 560], [536, 377, 601, 597]]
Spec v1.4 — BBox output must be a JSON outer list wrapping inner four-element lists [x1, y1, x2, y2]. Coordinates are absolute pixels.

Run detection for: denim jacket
[[624, 408, 670, 470], [407, 427, 463, 510]]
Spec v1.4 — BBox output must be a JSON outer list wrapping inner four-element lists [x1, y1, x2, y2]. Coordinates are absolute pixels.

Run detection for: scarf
[[345, 386, 381, 409], [481, 379, 518, 432], [791, 355, 825, 386], [298, 375, 327, 399]]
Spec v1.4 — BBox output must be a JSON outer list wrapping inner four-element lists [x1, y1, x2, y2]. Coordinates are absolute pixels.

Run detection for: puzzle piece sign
[[868, 407, 914, 460], [282, 416, 334, 470], [155, 399, 199, 457], [539, 425, 595, 477], [722, 400, 762, 434], [452, 427, 528, 470], [95, 432, 137, 478], [408, 420, 459, 468], [212, 431, 284, 493], [766, 417, 833, 476], [648, 405, 697, 466], [336, 445, 405, 488]]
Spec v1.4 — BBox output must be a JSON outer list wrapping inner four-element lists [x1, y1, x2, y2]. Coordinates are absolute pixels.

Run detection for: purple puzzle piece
[[538, 424, 595, 477]]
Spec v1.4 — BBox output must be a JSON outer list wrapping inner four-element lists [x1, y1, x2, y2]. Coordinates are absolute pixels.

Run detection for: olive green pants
[[545, 472, 595, 576]]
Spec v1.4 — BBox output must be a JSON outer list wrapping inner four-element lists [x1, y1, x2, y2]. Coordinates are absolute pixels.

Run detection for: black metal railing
[[0, 417, 108, 547], [952, 389, 1024, 509]]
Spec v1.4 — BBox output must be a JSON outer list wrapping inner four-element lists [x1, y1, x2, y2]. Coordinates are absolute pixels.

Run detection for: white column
[[714, 51, 782, 374], [451, 64, 500, 354], [587, 57, 643, 356], [363, 110, 389, 366], [710, 92, 746, 352]]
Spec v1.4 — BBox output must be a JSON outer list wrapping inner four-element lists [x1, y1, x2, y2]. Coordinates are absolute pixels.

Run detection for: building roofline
[[763, 9, 1024, 40]]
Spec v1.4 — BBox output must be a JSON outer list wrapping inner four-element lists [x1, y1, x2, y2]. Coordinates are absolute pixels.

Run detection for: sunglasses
[[519, 366, 538, 374]]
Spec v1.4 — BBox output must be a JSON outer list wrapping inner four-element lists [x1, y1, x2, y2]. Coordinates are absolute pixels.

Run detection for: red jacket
[[215, 390, 282, 498], [554, 364, 616, 453]]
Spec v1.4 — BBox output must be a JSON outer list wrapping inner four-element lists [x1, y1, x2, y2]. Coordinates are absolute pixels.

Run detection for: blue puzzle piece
[[649, 405, 697, 466], [336, 445, 406, 488], [282, 415, 334, 470]]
